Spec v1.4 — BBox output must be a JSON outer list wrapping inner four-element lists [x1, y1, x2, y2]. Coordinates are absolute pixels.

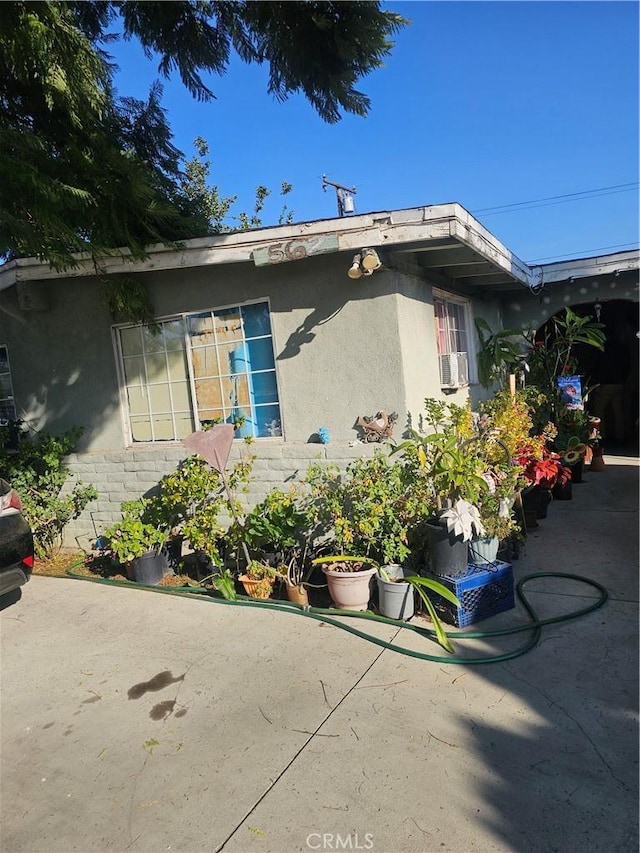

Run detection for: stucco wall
[[501, 271, 639, 331], [0, 252, 506, 545]]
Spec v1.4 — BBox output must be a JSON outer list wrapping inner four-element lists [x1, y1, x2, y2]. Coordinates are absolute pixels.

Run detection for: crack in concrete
[[503, 667, 631, 791]]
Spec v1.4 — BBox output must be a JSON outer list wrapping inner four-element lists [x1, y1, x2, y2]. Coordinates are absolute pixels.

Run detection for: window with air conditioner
[[433, 293, 473, 389]]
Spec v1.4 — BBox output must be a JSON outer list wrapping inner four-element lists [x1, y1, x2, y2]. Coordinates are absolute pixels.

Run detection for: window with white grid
[[116, 302, 282, 443]]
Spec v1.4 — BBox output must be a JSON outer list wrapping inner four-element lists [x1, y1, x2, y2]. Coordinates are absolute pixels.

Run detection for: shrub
[[0, 421, 97, 557]]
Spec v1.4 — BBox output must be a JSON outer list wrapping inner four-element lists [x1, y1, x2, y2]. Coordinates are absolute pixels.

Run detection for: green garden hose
[[62, 566, 608, 665]]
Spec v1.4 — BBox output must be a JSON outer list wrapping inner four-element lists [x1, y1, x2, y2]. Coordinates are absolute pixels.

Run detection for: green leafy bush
[[0, 422, 97, 557]]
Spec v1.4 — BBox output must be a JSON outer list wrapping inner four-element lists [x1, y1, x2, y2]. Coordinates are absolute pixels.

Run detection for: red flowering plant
[[514, 420, 571, 490], [518, 445, 570, 489]]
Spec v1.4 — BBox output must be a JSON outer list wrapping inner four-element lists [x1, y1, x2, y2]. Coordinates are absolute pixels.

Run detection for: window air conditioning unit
[[439, 352, 469, 389]]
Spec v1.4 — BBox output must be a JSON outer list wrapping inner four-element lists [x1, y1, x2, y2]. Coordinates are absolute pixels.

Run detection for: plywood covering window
[[0, 345, 16, 423], [116, 302, 282, 443]]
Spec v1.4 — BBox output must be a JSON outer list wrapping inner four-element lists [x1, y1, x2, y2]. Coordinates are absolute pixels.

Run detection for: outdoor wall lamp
[[347, 248, 383, 279], [348, 253, 363, 279], [594, 301, 602, 322]]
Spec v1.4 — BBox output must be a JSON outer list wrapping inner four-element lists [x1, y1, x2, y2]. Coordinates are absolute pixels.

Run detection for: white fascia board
[[535, 250, 640, 284], [447, 205, 536, 288], [0, 203, 534, 291]]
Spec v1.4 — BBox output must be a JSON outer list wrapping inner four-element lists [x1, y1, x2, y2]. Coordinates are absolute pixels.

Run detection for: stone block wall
[[61, 441, 381, 550]]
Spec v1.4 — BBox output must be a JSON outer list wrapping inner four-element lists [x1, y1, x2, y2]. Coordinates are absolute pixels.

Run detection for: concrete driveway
[[1, 456, 638, 853]]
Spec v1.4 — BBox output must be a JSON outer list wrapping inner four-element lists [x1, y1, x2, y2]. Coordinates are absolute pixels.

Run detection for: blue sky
[[111, 1, 639, 264]]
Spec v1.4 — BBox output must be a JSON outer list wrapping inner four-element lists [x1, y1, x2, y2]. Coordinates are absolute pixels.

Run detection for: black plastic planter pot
[[570, 460, 584, 483], [552, 480, 573, 501], [131, 550, 169, 585], [537, 489, 553, 519], [425, 520, 469, 578]]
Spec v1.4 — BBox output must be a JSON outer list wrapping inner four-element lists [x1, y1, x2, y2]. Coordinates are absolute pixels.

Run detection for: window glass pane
[[121, 327, 142, 357], [191, 345, 219, 379], [198, 409, 225, 426], [255, 405, 282, 437], [149, 383, 171, 413], [188, 313, 214, 341], [146, 353, 168, 383], [142, 326, 165, 353], [214, 308, 242, 342], [0, 401, 16, 422], [175, 414, 195, 439], [195, 378, 224, 410], [167, 349, 188, 381], [242, 303, 271, 338], [217, 342, 247, 376], [251, 372, 278, 405], [0, 374, 12, 396], [131, 415, 152, 442], [123, 356, 145, 386], [163, 320, 185, 351], [127, 386, 149, 416], [171, 382, 191, 411], [247, 338, 275, 371], [0, 346, 9, 372], [152, 414, 175, 441], [222, 374, 251, 409]]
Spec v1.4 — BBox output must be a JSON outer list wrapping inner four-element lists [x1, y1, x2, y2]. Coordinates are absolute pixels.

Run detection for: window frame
[[113, 299, 284, 446], [0, 344, 17, 424], [432, 288, 476, 385]]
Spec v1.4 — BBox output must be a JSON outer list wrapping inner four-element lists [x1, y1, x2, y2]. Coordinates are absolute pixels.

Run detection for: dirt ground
[[32, 550, 195, 587]]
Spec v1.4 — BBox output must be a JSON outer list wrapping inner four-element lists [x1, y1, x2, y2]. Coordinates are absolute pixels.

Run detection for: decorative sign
[[557, 375, 584, 411], [252, 234, 339, 267]]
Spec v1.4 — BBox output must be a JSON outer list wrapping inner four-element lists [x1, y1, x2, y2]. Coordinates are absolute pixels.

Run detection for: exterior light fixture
[[347, 248, 384, 279], [347, 254, 364, 279], [594, 301, 602, 322], [361, 247, 382, 272]]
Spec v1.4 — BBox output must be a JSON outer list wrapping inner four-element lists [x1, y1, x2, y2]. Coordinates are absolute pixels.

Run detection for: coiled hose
[[63, 566, 608, 665]]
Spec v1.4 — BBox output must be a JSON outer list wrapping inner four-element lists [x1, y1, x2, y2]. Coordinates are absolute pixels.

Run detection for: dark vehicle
[[0, 478, 34, 596]]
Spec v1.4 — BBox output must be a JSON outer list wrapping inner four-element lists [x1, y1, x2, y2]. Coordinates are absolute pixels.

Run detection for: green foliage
[[101, 444, 256, 567], [391, 399, 490, 513], [232, 486, 313, 555], [475, 317, 525, 389], [182, 138, 294, 234], [103, 500, 167, 563], [0, 422, 97, 557], [523, 307, 605, 424], [306, 453, 429, 565], [403, 575, 460, 654], [1, 1, 406, 283]]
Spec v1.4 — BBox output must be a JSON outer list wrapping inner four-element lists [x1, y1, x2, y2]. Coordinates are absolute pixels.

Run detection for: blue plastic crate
[[424, 561, 515, 627]]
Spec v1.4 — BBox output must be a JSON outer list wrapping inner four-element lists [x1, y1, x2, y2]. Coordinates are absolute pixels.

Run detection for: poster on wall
[[557, 375, 584, 410]]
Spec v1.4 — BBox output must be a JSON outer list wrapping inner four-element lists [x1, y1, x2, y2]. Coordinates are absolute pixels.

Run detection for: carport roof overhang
[[0, 202, 539, 294]]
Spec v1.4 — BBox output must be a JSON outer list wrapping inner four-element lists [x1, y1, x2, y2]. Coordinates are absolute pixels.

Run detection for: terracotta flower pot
[[285, 582, 309, 606], [239, 575, 275, 599]]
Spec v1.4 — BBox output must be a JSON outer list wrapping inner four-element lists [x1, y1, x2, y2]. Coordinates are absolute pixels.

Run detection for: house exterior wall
[[0, 252, 505, 547], [500, 272, 639, 331]]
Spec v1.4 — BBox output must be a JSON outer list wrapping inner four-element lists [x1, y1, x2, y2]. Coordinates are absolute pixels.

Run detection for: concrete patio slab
[[1, 455, 637, 853]]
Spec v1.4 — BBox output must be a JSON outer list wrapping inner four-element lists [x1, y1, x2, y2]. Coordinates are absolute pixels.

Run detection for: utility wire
[[472, 182, 638, 216], [528, 241, 639, 263]]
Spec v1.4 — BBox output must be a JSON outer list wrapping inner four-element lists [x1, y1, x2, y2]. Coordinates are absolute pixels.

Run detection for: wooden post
[[508, 373, 516, 398]]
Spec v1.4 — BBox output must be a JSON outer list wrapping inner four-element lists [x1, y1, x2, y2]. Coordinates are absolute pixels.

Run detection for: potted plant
[[311, 556, 459, 653], [103, 499, 169, 585], [391, 400, 489, 577], [239, 559, 282, 599], [311, 555, 379, 611]]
